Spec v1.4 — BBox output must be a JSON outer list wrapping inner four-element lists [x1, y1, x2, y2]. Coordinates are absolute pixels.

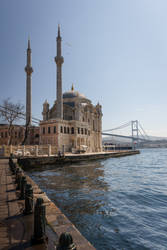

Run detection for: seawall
[[22, 166, 96, 249], [0, 158, 95, 249], [18, 150, 140, 169]]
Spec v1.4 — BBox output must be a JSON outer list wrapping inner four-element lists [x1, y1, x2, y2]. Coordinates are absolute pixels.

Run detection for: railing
[[0, 145, 58, 157]]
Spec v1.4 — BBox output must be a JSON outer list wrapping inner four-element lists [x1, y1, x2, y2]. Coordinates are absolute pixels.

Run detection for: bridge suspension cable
[[102, 120, 151, 143], [138, 129, 147, 140], [102, 121, 131, 132], [138, 122, 149, 140]]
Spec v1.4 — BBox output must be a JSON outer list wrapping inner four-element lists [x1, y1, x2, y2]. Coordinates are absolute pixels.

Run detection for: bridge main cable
[[102, 121, 131, 132]]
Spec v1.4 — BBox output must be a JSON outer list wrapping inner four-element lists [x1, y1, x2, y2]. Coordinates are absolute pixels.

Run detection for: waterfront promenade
[[0, 159, 95, 249], [0, 159, 55, 249], [18, 150, 140, 168]]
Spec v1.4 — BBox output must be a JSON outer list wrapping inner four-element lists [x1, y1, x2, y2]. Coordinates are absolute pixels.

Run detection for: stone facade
[[40, 27, 102, 153], [0, 124, 39, 145], [40, 93, 102, 152]]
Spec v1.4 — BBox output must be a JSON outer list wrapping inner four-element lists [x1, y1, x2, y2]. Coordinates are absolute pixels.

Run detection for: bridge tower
[[131, 120, 139, 149]]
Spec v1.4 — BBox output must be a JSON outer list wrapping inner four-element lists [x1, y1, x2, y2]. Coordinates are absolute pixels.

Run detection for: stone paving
[[0, 159, 96, 250], [0, 159, 55, 249]]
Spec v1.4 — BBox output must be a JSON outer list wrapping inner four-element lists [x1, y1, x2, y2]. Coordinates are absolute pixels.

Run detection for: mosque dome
[[63, 84, 86, 99]]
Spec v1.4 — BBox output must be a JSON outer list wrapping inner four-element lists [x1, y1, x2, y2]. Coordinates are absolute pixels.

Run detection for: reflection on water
[[27, 149, 167, 250]]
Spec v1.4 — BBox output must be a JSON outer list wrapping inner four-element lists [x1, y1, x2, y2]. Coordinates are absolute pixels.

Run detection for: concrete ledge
[[21, 166, 96, 249], [18, 150, 140, 168]]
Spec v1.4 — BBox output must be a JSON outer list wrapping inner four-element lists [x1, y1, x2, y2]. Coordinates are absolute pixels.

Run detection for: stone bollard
[[24, 184, 33, 214], [20, 176, 27, 200], [32, 197, 47, 244], [56, 232, 77, 250], [9, 157, 12, 168]]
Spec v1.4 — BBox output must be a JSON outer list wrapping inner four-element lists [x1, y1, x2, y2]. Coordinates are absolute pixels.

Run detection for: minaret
[[25, 39, 33, 126], [55, 25, 64, 119]]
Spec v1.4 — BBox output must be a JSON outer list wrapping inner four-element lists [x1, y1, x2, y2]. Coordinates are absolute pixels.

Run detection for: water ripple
[[27, 148, 167, 250]]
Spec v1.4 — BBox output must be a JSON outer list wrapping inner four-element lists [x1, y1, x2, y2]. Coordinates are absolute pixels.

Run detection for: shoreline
[[0, 158, 95, 249], [18, 150, 140, 168]]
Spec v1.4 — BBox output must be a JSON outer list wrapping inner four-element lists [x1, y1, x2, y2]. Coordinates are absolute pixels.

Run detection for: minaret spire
[[25, 38, 33, 126], [58, 24, 60, 37], [55, 25, 64, 119], [28, 37, 30, 49]]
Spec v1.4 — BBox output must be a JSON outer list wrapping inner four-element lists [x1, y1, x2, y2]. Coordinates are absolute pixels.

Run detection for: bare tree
[[0, 98, 24, 145]]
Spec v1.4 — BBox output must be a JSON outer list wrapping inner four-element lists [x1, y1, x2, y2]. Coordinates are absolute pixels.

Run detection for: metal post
[[16, 170, 23, 190], [32, 197, 46, 243], [56, 232, 76, 250], [24, 184, 33, 214], [20, 176, 27, 199], [15, 168, 20, 183], [9, 157, 16, 173]]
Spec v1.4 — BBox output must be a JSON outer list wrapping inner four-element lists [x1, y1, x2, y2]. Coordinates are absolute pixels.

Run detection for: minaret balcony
[[55, 56, 64, 65], [25, 66, 33, 74]]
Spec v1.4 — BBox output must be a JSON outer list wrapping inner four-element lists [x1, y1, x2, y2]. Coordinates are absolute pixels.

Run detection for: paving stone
[[0, 159, 96, 249]]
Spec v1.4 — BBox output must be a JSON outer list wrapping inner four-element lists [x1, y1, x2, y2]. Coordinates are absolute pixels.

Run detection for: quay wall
[[10, 150, 139, 248], [18, 150, 140, 169], [17, 161, 96, 249]]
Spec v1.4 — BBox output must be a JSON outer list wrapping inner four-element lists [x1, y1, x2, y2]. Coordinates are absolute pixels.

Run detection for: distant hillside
[[102, 135, 167, 148], [102, 135, 167, 142]]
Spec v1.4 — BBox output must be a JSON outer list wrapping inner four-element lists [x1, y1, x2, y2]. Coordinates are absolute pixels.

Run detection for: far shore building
[[40, 26, 102, 153]]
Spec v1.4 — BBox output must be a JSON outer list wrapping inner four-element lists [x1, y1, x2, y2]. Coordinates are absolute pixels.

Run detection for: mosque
[[40, 26, 103, 153], [0, 26, 102, 153]]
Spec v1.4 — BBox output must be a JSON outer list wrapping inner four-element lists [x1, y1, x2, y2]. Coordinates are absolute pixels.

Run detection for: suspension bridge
[[102, 120, 158, 149], [102, 120, 149, 140], [0, 104, 166, 148]]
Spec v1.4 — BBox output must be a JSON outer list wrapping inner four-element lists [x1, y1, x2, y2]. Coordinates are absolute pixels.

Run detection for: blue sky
[[0, 0, 167, 136]]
